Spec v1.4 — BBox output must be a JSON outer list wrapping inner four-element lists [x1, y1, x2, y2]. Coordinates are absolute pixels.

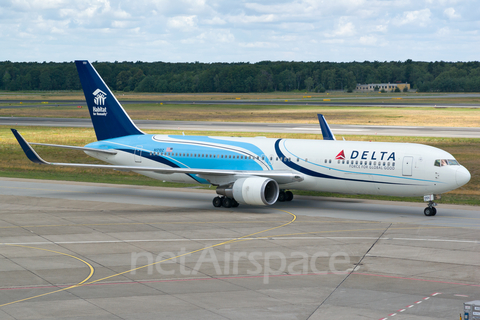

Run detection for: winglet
[[11, 129, 50, 165], [317, 114, 336, 140]]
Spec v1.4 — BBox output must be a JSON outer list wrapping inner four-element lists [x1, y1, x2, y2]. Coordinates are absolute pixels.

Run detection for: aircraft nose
[[456, 166, 471, 187]]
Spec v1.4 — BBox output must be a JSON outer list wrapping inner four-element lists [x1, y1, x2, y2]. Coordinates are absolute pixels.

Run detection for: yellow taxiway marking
[[0, 244, 95, 308], [0, 209, 296, 307]]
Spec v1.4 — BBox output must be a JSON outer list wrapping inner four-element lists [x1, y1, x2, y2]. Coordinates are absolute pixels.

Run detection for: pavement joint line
[[0, 219, 380, 229], [3, 271, 478, 293], [0, 208, 297, 308], [0, 271, 350, 291], [307, 223, 393, 319]]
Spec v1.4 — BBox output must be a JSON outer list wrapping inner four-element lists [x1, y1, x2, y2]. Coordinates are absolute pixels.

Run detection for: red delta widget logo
[[336, 150, 395, 161], [335, 150, 345, 160]]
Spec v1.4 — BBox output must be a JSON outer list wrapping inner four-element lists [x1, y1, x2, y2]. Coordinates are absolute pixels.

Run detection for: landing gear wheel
[[285, 191, 293, 202], [222, 197, 233, 208], [232, 199, 239, 208], [278, 191, 286, 202], [424, 207, 437, 216], [212, 196, 222, 208]]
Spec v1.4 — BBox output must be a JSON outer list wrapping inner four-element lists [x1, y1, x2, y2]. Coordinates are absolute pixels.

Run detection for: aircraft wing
[[12, 129, 303, 185], [29, 142, 118, 154]]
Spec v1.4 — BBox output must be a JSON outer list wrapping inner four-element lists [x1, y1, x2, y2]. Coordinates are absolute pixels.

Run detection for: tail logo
[[92, 89, 107, 116], [335, 150, 345, 160]]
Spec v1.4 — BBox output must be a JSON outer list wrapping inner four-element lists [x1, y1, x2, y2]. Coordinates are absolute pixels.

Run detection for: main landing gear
[[424, 201, 437, 216], [212, 190, 294, 208], [277, 190, 294, 202], [213, 196, 239, 208]]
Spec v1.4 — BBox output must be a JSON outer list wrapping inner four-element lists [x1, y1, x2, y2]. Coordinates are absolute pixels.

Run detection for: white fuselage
[[85, 134, 470, 198]]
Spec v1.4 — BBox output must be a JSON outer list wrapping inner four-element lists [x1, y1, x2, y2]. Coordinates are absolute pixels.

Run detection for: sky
[[0, 0, 479, 63]]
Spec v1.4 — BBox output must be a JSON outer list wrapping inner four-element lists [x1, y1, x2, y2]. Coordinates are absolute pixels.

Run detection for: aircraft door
[[134, 145, 143, 163], [402, 156, 413, 176]]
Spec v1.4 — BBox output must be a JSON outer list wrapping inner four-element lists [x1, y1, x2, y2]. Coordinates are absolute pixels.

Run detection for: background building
[[356, 82, 411, 92]]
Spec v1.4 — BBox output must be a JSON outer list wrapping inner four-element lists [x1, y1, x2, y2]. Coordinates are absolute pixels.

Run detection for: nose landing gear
[[424, 201, 437, 216], [423, 195, 440, 216]]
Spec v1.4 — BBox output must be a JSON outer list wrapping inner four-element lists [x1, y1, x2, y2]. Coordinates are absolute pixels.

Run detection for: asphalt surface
[[1, 178, 479, 319], [2, 116, 480, 138]]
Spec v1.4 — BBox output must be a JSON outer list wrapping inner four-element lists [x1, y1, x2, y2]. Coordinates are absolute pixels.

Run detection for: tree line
[[1, 60, 479, 93]]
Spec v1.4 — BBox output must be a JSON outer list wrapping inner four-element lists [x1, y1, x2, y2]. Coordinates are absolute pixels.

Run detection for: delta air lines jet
[[11, 60, 471, 216]]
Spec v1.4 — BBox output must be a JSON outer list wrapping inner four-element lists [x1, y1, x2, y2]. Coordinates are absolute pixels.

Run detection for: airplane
[[11, 60, 471, 216]]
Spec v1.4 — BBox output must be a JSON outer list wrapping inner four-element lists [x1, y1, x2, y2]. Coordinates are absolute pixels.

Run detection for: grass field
[[2, 103, 480, 127], [1, 126, 478, 206]]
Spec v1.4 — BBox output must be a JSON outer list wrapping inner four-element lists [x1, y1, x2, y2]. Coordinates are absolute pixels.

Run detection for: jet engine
[[216, 177, 279, 206]]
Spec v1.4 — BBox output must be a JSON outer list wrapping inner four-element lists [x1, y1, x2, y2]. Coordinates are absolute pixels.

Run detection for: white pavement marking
[[380, 292, 442, 320], [2, 236, 480, 246]]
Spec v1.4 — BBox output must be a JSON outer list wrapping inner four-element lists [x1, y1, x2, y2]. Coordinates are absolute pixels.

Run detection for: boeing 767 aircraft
[[11, 60, 471, 216]]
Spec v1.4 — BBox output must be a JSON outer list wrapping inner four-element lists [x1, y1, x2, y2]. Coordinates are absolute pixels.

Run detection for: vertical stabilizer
[[75, 60, 144, 141], [317, 114, 336, 140]]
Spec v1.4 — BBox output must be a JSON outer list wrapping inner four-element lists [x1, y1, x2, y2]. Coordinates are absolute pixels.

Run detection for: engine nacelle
[[216, 177, 279, 206]]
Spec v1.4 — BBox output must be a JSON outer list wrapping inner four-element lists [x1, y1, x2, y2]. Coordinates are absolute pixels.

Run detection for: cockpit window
[[434, 159, 459, 167]]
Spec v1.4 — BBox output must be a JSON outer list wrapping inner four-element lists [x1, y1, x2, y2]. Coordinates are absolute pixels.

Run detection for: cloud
[[326, 17, 356, 37], [359, 35, 378, 46], [202, 16, 226, 25], [239, 41, 279, 48], [0, 0, 478, 62], [227, 14, 276, 24], [181, 29, 234, 44], [444, 7, 460, 19], [393, 9, 431, 27], [167, 15, 197, 30]]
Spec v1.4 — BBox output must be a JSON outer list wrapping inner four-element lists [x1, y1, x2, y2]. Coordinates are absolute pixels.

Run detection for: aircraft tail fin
[[317, 114, 336, 140], [75, 60, 144, 141]]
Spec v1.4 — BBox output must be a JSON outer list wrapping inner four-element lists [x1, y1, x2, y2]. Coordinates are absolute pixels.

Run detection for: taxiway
[[1, 178, 479, 319]]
